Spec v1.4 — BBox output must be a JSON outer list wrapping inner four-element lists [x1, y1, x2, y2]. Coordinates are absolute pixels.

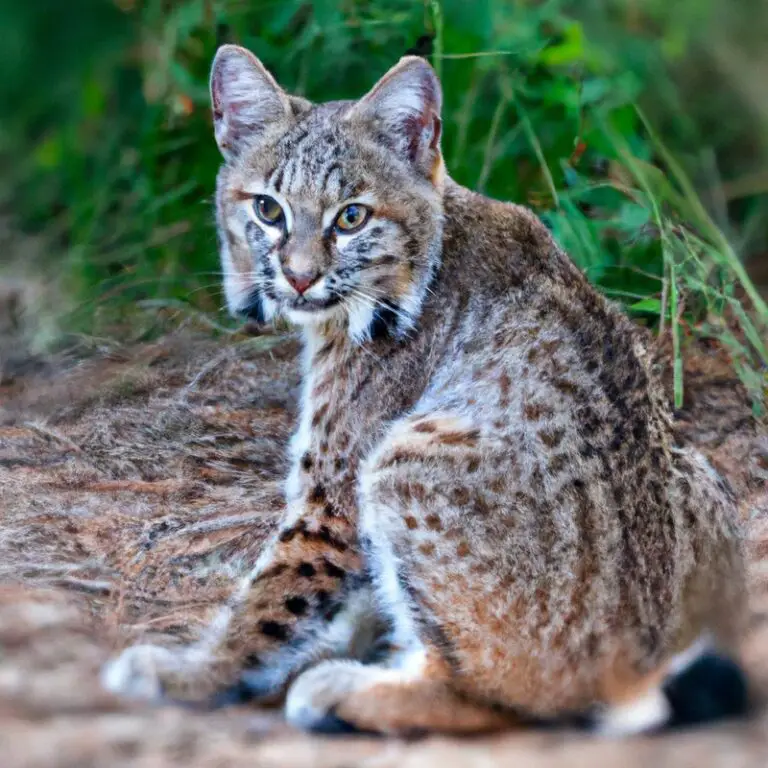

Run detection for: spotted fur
[[103, 48, 748, 735]]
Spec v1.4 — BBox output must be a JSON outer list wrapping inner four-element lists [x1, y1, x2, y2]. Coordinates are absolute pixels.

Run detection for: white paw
[[285, 660, 358, 730], [101, 644, 182, 701], [285, 659, 395, 731]]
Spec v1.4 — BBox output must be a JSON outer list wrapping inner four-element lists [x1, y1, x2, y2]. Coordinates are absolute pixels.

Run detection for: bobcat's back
[[356, 183, 747, 716]]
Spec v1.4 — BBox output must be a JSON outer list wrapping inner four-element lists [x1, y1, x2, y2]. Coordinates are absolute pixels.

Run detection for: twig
[[48, 577, 113, 596], [659, 273, 669, 335], [518, 101, 560, 209], [178, 512, 275, 537], [85, 480, 191, 496], [478, 95, 509, 192], [22, 422, 83, 453], [428, 0, 444, 82], [181, 348, 232, 399]]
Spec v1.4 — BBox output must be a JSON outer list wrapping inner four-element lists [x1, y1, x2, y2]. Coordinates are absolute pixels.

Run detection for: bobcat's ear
[[210, 45, 293, 159], [347, 56, 443, 180]]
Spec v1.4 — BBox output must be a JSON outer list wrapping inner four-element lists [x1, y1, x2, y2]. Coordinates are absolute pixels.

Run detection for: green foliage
[[1, 0, 766, 408]]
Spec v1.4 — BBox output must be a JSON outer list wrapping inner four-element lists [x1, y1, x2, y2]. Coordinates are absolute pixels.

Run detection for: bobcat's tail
[[593, 641, 750, 737], [662, 650, 749, 729]]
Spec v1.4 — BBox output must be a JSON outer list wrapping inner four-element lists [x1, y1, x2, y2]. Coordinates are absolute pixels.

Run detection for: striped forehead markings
[[266, 163, 284, 193], [272, 122, 347, 195], [277, 126, 315, 194], [321, 163, 343, 197]]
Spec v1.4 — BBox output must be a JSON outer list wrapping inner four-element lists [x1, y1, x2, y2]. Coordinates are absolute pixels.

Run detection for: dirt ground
[[0, 324, 766, 768]]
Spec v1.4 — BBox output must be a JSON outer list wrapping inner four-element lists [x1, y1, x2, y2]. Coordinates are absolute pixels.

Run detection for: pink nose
[[283, 268, 318, 295]]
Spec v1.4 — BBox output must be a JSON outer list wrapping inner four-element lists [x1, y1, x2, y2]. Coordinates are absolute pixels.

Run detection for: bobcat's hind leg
[[282, 413, 520, 735], [286, 651, 516, 735]]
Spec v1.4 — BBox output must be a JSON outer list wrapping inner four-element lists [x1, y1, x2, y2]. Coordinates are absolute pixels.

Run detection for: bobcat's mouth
[[237, 287, 342, 327], [282, 293, 346, 327], [286, 294, 342, 312]]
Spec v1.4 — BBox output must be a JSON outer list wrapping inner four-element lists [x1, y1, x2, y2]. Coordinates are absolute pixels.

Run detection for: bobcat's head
[[211, 45, 444, 342]]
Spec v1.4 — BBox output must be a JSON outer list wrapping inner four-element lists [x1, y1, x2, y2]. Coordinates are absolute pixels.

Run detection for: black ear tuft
[[215, 22, 231, 46], [405, 35, 434, 59]]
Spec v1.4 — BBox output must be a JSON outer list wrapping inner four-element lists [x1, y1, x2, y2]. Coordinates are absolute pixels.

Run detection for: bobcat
[[103, 46, 748, 736]]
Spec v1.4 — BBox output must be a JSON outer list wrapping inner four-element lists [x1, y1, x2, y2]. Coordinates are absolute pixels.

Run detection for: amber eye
[[335, 203, 370, 233], [254, 195, 284, 226]]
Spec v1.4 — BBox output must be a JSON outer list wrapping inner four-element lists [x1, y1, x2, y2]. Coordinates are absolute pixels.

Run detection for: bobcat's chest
[[285, 338, 378, 521], [286, 330, 431, 526]]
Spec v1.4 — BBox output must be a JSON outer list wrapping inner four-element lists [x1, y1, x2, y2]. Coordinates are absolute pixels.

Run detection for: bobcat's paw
[[285, 660, 391, 734], [101, 644, 184, 701]]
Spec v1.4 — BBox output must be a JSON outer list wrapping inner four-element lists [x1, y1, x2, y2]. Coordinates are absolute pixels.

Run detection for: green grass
[[1, 0, 766, 409]]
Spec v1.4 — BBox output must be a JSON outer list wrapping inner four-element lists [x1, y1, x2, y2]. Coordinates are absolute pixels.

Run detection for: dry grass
[[0, 324, 766, 767]]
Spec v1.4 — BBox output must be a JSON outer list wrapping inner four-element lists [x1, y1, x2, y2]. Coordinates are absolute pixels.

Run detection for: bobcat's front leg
[[103, 502, 378, 704]]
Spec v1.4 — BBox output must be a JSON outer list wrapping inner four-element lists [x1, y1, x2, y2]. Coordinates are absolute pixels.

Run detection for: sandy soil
[[0, 326, 766, 768]]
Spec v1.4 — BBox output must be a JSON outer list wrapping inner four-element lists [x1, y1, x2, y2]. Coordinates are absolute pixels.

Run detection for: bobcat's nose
[[283, 267, 319, 296]]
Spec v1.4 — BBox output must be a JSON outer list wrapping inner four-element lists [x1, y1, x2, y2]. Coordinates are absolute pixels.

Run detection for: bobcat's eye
[[335, 204, 371, 234], [254, 195, 284, 226]]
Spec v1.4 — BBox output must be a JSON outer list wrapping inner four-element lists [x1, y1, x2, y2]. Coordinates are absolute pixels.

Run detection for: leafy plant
[[1, 0, 766, 409]]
